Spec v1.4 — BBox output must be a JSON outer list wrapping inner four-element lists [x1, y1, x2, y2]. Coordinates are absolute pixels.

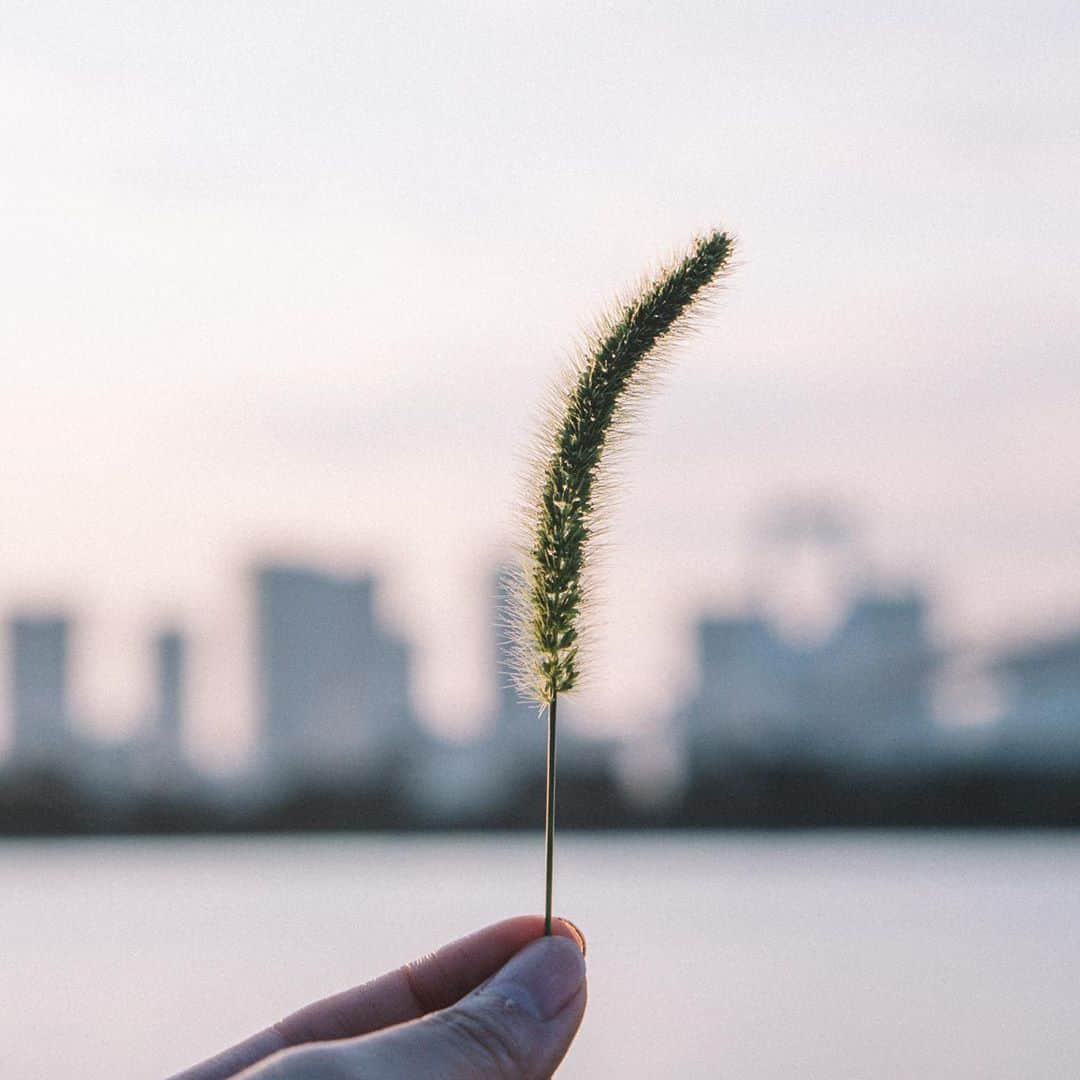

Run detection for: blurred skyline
[[2, 3, 1078, 765], [7, 551, 1080, 835]]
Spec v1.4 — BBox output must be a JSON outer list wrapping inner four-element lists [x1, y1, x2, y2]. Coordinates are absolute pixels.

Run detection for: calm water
[[2, 833, 1078, 1079]]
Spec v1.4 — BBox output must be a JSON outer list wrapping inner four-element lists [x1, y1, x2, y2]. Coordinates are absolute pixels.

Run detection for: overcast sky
[[2, 2, 1078, 762]]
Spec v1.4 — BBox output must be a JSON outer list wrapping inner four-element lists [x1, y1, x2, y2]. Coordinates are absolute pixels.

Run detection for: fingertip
[[552, 917, 587, 957]]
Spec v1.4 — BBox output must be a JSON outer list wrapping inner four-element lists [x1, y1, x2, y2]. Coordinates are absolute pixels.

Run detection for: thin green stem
[[543, 692, 557, 935]]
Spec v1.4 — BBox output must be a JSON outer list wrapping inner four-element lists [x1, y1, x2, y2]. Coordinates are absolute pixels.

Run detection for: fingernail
[[486, 936, 585, 1022], [557, 917, 587, 956]]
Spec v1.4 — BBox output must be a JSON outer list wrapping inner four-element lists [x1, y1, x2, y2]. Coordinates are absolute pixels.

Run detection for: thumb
[[355, 934, 586, 1079], [258, 935, 587, 1079]]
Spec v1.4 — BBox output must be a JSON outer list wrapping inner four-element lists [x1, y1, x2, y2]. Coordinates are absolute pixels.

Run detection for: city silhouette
[[3, 500, 1078, 834]]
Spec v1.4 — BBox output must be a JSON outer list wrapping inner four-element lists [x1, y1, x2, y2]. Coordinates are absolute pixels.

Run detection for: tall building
[[993, 628, 1080, 761], [683, 587, 938, 767], [10, 615, 71, 764], [153, 628, 185, 756], [255, 564, 414, 779]]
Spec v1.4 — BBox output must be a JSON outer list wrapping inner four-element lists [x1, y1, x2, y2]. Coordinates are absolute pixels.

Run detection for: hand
[[172, 915, 587, 1080]]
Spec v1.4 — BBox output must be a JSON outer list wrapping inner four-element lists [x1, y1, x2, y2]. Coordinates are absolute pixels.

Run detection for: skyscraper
[[994, 628, 1080, 761], [153, 628, 185, 757], [255, 564, 413, 778], [10, 615, 71, 764], [683, 586, 937, 766]]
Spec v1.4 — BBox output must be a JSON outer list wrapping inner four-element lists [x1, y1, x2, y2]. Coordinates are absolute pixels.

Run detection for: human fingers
[[242, 934, 587, 1080], [172, 915, 585, 1079], [276, 915, 584, 1045]]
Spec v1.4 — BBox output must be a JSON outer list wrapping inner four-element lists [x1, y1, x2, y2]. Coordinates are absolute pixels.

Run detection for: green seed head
[[512, 229, 735, 705]]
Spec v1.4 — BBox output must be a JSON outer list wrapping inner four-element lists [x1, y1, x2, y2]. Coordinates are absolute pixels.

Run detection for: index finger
[[277, 914, 585, 1043]]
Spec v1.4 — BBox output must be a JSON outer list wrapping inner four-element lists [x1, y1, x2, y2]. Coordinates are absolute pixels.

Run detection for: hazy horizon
[[2, 2, 1078, 765]]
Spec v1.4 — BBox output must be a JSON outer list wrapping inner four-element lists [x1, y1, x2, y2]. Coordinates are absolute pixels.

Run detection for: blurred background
[[2, 2, 1078, 1077]]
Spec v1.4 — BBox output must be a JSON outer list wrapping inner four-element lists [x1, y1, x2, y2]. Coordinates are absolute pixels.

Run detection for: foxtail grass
[[512, 228, 735, 932]]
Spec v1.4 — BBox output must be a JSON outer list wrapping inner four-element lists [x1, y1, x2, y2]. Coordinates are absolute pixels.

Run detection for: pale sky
[[2, 2, 1078, 764]]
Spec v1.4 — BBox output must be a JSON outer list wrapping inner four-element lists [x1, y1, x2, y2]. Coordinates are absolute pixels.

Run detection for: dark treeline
[[3, 760, 1080, 835]]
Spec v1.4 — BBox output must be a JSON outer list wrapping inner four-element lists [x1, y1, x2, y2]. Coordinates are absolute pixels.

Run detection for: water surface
[[2, 833, 1078, 1078]]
